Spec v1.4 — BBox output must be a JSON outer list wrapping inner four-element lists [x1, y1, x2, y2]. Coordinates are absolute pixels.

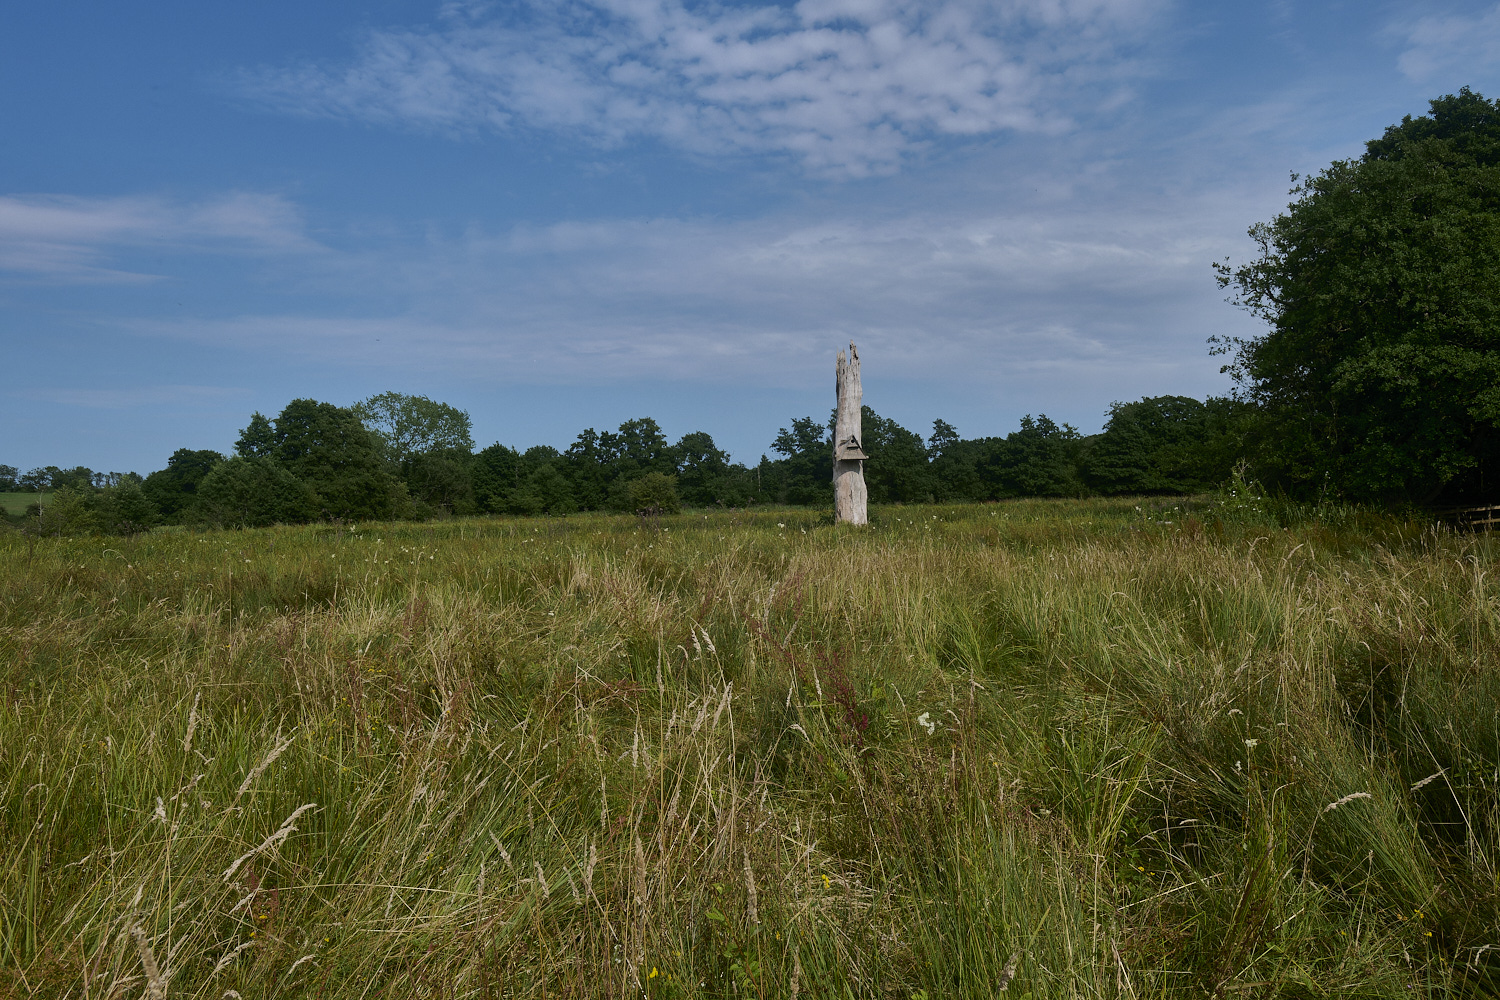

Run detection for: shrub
[[24, 486, 98, 537], [195, 457, 321, 528], [510, 464, 578, 516], [627, 471, 681, 514], [93, 481, 160, 536]]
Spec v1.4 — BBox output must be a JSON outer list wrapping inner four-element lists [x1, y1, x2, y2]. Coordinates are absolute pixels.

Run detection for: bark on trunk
[[834, 343, 868, 525]]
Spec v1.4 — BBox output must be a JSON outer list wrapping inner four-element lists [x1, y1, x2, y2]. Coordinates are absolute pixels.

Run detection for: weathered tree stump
[[834, 342, 869, 525]]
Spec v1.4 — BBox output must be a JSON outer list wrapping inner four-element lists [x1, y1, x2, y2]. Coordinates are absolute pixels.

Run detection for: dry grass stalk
[[130, 924, 165, 999], [744, 848, 759, 925], [211, 940, 255, 977], [222, 803, 317, 881], [583, 841, 598, 899], [234, 735, 296, 799], [1323, 792, 1373, 813], [997, 950, 1020, 991], [182, 691, 201, 755]]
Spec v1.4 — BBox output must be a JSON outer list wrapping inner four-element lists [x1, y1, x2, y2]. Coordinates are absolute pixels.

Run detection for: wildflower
[[1244, 739, 1259, 749], [822, 874, 831, 889], [649, 968, 659, 979], [916, 712, 935, 735]]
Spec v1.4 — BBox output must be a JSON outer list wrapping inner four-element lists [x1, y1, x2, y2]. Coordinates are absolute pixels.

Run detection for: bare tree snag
[[834, 342, 869, 525]]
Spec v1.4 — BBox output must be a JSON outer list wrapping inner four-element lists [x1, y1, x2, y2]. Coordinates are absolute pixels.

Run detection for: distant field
[[0, 491, 47, 517], [1, 500, 1496, 997]]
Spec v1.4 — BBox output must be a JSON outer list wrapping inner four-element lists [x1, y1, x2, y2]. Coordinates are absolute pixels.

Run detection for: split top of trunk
[[835, 343, 868, 462]]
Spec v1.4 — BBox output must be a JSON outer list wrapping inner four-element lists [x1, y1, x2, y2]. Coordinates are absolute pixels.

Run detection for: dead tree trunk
[[834, 342, 869, 525]]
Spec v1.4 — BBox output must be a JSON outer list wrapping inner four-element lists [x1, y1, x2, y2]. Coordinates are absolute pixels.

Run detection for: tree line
[[2, 391, 1252, 533], [11, 87, 1500, 526]]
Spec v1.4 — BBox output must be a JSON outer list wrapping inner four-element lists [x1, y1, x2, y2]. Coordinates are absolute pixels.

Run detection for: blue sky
[[4, 0, 1499, 475]]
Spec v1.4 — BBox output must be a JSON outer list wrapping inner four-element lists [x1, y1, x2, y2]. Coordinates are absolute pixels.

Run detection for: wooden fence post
[[834, 342, 869, 525]]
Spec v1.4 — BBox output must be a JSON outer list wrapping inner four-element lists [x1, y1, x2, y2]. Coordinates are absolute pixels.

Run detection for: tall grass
[[1, 499, 1497, 997]]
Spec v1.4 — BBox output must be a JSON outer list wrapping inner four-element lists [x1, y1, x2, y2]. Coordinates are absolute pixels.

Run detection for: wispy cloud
[[131, 186, 1260, 404], [12, 385, 249, 409], [0, 192, 321, 282], [1394, 3, 1500, 82], [235, 0, 1163, 176]]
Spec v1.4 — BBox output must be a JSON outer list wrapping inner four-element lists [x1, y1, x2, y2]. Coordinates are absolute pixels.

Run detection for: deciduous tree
[[352, 392, 475, 464], [1216, 88, 1500, 502], [196, 456, 320, 528], [142, 449, 225, 520], [270, 399, 394, 520]]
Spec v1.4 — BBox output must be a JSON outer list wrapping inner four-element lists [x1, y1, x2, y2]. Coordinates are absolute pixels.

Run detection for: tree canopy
[[352, 392, 474, 464], [196, 456, 320, 528], [1216, 87, 1500, 502], [142, 448, 225, 519], [266, 399, 395, 520], [1087, 397, 1249, 495]]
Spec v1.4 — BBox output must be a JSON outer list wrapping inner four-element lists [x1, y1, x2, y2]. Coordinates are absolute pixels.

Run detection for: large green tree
[[142, 448, 225, 520], [472, 443, 523, 513], [769, 416, 831, 506], [234, 413, 276, 459], [403, 450, 477, 515], [1216, 88, 1500, 502], [978, 415, 1085, 498], [509, 447, 578, 515], [1086, 396, 1249, 495], [860, 408, 934, 504], [670, 431, 733, 507], [351, 392, 474, 464], [265, 399, 395, 519]]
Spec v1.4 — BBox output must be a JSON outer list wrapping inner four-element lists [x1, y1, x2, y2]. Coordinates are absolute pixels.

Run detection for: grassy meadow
[[1, 494, 47, 519], [2, 499, 1498, 998]]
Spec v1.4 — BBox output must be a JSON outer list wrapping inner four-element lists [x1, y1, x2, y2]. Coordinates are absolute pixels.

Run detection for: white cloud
[[131, 186, 1261, 403], [1395, 4, 1500, 82], [237, 0, 1162, 176], [0, 192, 321, 282]]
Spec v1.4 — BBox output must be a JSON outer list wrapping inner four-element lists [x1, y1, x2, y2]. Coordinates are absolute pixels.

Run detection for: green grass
[[1, 499, 1497, 998], [0, 493, 46, 518]]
